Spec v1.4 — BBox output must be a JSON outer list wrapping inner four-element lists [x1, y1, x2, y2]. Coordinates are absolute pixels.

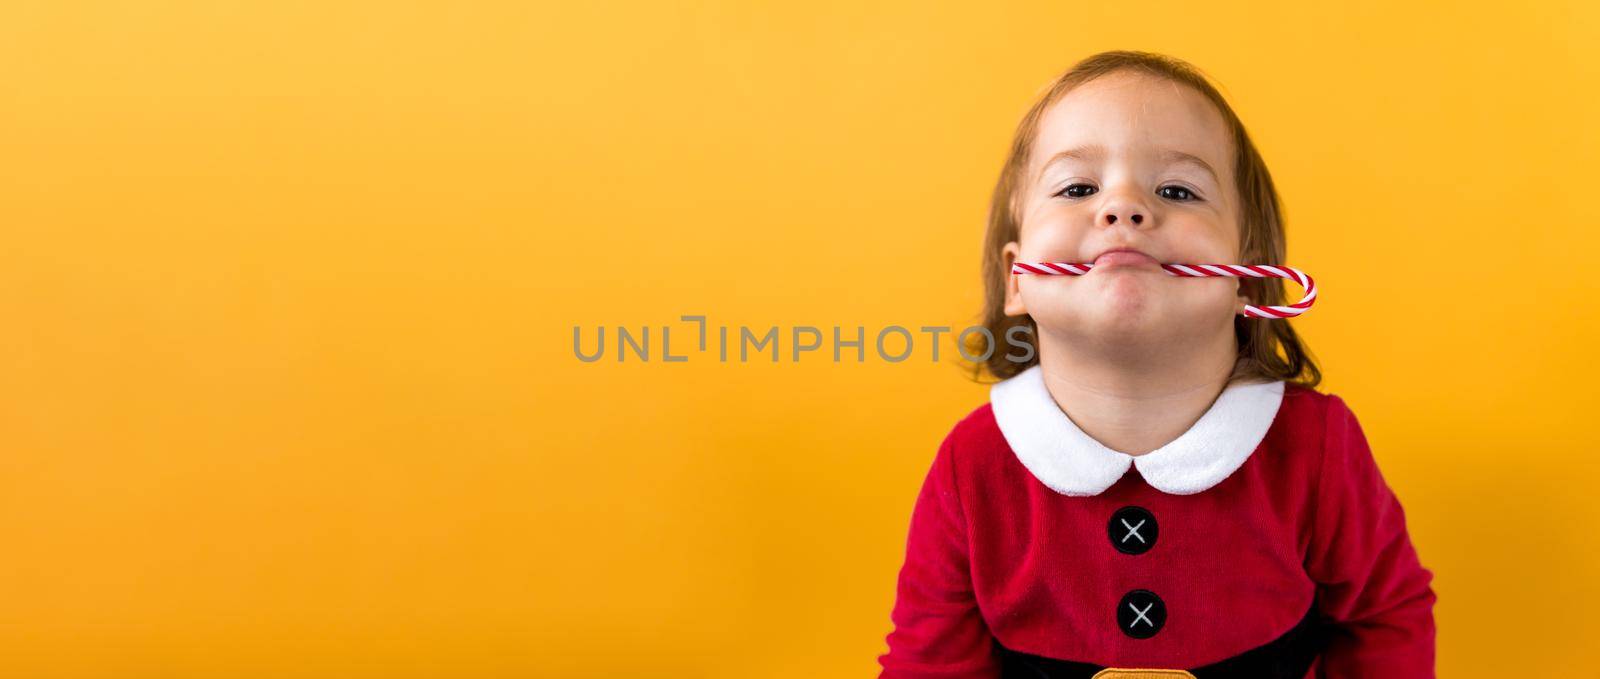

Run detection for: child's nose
[[1096, 189, 1148, 227], [1099, 206, 1145, 227]]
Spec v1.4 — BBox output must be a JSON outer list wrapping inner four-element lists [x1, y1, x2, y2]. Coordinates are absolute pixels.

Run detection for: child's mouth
[[1093, 251, 1161, 269]]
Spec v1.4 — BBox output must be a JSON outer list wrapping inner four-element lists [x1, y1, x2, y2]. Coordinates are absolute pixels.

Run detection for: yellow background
[[2, 1, 1595, 676]]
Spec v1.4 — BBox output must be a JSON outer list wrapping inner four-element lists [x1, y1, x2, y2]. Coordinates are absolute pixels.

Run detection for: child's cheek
[[1167, 220, 1242, 264], [1019, 216, 1084, 261]]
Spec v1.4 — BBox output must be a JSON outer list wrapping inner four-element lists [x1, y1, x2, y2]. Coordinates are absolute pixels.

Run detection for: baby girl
[[877, 51, 1436, 678]]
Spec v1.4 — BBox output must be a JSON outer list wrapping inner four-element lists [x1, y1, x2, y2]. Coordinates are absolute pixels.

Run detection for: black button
[[1117, 589, 1166, 639], [1108, 505, 1158, 555]]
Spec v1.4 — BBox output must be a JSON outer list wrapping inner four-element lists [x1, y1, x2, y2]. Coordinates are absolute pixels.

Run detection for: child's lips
[[1093, 251, 1160, 269]]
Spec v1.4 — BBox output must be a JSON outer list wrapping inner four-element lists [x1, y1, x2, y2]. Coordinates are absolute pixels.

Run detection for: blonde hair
[[964, 50, 1321, 390]]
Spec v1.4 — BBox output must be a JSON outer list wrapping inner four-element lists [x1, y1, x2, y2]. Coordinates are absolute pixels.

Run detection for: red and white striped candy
[[1010, 262, 1317, 319]]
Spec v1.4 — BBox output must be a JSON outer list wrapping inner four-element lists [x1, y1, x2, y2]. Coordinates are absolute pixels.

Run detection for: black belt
[[995, 600, 1332, 678]]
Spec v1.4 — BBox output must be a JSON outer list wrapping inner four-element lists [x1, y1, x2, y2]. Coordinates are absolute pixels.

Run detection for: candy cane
[[1010, 262, 1317, 319]]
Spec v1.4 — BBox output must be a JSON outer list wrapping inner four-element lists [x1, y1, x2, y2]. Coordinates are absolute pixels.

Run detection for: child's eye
[[1056, 184, 1096, 199], [1158, 185, 1200, 201]]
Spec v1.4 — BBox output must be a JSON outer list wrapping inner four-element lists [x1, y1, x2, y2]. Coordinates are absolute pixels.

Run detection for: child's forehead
[[1031, 73, 1232, 169]]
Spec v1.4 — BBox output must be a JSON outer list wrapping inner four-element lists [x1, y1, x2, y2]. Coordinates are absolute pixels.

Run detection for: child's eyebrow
[[1035, 145, 1107, 183], [1035, 145, 1221, 185], [1159, 149, 1221, 184]]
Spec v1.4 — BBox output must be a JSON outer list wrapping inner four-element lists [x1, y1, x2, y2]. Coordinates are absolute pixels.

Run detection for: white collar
[[989, 365, 1286, 496]]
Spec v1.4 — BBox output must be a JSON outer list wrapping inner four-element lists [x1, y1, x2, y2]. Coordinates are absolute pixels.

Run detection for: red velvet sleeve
[[877, 425, 1002, 679], [1305, 395, 1438, 678]]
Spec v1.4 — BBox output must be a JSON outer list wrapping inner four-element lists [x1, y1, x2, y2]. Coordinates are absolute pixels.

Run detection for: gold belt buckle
[[1091, 670, 1196, 679]]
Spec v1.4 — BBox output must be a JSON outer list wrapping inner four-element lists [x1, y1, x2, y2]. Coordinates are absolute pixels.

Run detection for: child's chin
[[1090, 307, 1167, 337], [1085, 285, 1159, 318], [1076, 294, 1236, 342], [1038, 303, 1164, 340], [1082, 300, 1187, 339]]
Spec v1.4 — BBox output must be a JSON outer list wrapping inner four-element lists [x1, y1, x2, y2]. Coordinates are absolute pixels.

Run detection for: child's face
[[1004, 71, 1249, 350]]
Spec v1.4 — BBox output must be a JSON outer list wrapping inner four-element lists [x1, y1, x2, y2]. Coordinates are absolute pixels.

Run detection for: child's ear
[[1002, 241, 1027, 316], [1234, 278, 1250, 315]]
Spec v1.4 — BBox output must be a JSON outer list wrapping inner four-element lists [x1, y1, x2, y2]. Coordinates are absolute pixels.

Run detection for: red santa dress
[[877, 365, 1436, 678]]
